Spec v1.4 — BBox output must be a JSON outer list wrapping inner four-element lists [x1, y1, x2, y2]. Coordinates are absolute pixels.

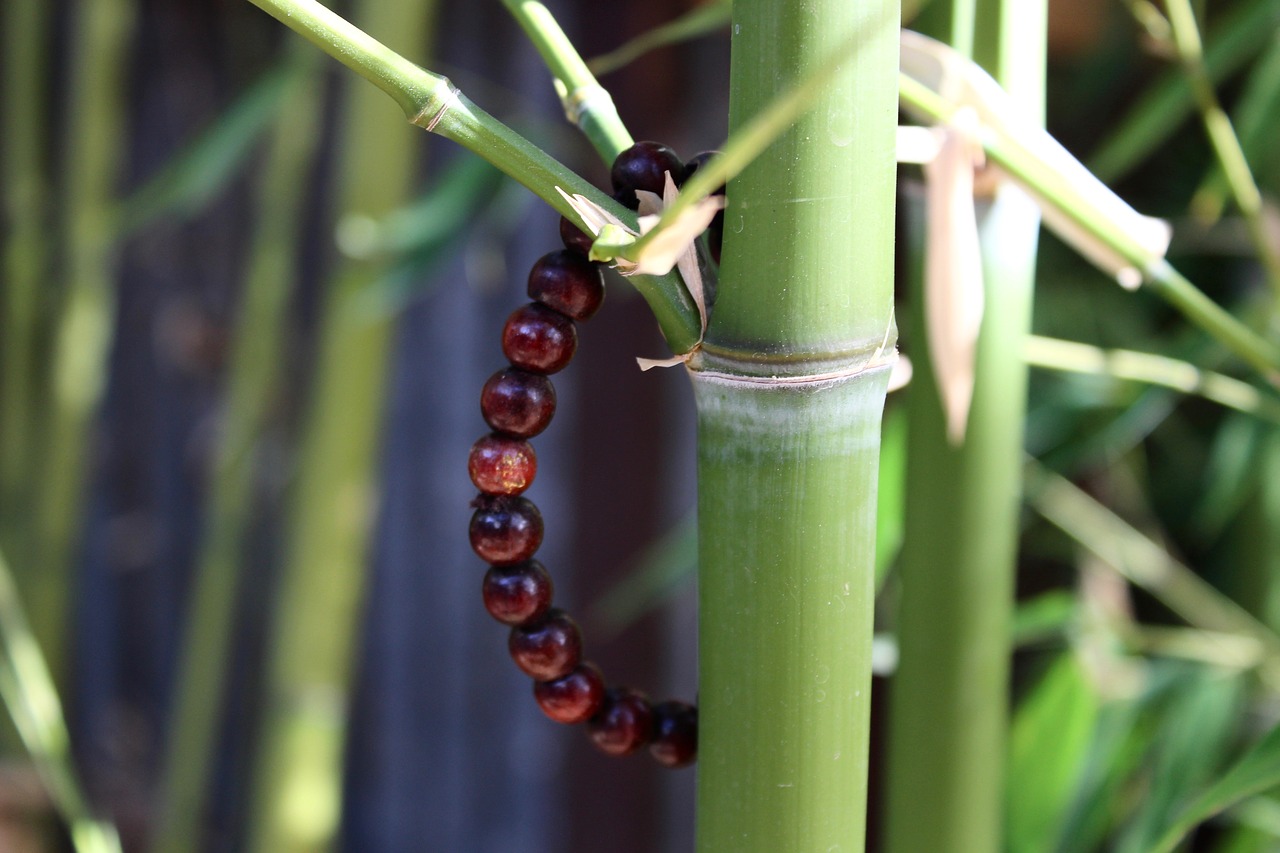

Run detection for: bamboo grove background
[[3, 0, 1280, 851]]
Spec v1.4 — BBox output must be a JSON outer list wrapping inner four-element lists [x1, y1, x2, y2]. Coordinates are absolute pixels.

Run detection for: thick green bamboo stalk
[[35, 0, 135, 687], [152, 46, 322, 853], [885, 3, 1045, 853], [244, 2, 434, 851], [692, 2, 898, 851]]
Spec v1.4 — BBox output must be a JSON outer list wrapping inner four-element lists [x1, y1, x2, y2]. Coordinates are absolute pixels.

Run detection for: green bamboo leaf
[[1146, 698, 1280, 853], [1193, 414, 1264, 543], [1006, 654, 1100, 853], [1118, 670, 1244, 853], [586, 0, 730, 77], [1089, 0, 1280, 183], [0, 548, 120, 853], [585, 512, 696, 640], [114, 55, 302, 236], [1012, 591, 1076, 647]]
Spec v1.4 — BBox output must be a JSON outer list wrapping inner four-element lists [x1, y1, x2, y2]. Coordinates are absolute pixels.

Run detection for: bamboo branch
[[244, 0, 700, 353]]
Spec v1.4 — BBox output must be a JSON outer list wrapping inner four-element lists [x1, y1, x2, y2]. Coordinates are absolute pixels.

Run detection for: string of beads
[[467, 141, 723, 769]]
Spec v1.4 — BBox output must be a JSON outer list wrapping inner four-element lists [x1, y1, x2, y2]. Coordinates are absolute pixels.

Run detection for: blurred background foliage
[[1, 0, 1280, 850]]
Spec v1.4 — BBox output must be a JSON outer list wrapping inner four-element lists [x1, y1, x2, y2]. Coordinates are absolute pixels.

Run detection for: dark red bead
[[534, 662, 605, 724], [508, 609, 582, 680], [469, 495, 543, 565], [480, 367, 556, 438], [527, 251, 605, 321], [482, 560, 553, 626], [559, 216, 594, 256], [468, 433, 536, 495], [502, 303, 577, 374], [650, 700, 697, 768], [611, 141, 683, 201], [587, 687, 655, 756]]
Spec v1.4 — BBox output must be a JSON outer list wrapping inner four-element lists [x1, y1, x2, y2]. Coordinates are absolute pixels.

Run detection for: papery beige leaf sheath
[[924, 108, 985, 445]]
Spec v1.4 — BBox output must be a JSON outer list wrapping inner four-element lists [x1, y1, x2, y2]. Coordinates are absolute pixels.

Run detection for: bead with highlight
[[480, 367, 556, 438], [469, 495, 543, 565], [587, 687, 655, 756], [527, 250, 605, 321], [535, 662, 605, 724], [508, 609, 582, 680], [468, 433, 536, 495], [482, 561, 553, 626], [502, 303, 577, 374], [649, 700, 697, 768]]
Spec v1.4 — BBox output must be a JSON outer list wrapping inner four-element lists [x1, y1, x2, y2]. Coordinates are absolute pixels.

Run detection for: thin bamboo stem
[[244, 1, 436, 850], [1023, 336, 1280, 425], [1164, 0, 1280, 297], [694, 1, 898, 850], [152, 47, 323, 853], [34, 0, 136, 688], [501, 0, 632, 162], [885, 4, 1045, 851], [244, 0, 700, 354]]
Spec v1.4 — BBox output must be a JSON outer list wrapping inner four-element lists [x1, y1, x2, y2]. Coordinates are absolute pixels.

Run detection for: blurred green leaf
[[1089, 0, 1280, 182], [1194, 414, 1263, 544], [1007, 653, 1100, 853], [1148, 715, 1280, 853], [1119, 669, 1243, 853], [1012, 590, 1077, 647], [586, 0, 729, 76], [586, 512, 696, 639], [113, 54, 304, 237]]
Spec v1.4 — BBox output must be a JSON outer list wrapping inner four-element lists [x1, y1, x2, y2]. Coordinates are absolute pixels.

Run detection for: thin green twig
[[1024, 335, 1280, 424], [586, 0, 730, 77], [502, 0, 632, 162], [1025, 461, 1280, 688], [1164, 0, 1280, 297], [244, 0, 700, 353]]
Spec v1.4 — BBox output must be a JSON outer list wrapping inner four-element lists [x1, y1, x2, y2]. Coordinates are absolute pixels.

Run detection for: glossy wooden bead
[[482, 561, 553, 626], [468, 433, 536, 495], [560, 216, 594, 256], [480, 367, 556, 438], [534, 662, 605, 725], [527, 250, 605, 322], [587, 687, 655, 756], [649, 700, 697, 768], [611, 141, 683, 200], [508, 608, 581, 680], [469, 495, 543, 565], [502, 303, 577, 374]]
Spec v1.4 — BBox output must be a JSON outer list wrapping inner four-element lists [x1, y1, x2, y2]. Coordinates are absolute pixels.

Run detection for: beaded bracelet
[[466, 142, 722, 769]]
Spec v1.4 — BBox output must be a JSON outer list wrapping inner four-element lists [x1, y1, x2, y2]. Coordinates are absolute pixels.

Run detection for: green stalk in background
[[33, 0, 136, 688], [244, 0, 435, 850], [693, 1, 898, 850], [152, 46, 323, 853], [885, 3, 1045, 853], [1, 0, 52, 536]]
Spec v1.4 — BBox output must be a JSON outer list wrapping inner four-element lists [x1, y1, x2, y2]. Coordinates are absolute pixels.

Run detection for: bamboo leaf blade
[[1088, 0, 1280, 183], [113, 55, 303, 238], [0, 548, 120, 853], [586, 0, 730, 77]]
